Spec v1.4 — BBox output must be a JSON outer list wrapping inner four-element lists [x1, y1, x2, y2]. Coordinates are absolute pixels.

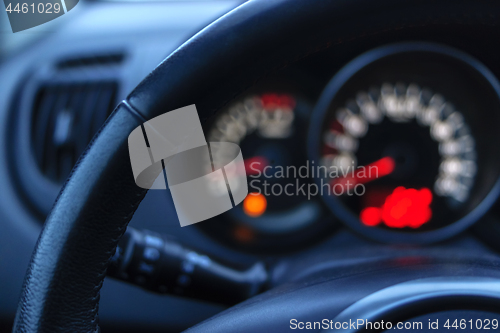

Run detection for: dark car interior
[[3, 0, 500, 332]]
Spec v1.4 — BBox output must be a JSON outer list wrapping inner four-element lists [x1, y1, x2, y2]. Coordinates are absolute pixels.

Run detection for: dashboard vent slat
[[31, 82, 118, 183], [33, 87, 58, 169], [57, 53, 125, 70], [91, 83, 117, 134]]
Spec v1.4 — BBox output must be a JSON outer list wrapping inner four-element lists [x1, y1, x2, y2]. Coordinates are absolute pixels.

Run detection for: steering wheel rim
[[13, 0, 500, 332]]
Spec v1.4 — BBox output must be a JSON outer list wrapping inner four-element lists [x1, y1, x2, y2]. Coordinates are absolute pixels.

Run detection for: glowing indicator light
[[243, 193, 267, 217], [233, 225, 255, 243], [360, 187, 432, 229], [360, 207, 382, 226], [244, 156, 269, 176]]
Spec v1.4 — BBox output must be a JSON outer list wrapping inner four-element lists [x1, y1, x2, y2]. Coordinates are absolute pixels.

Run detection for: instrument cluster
[[199, 43, 500, 249]]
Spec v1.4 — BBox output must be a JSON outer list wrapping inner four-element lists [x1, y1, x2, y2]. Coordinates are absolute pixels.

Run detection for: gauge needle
[[332, 156, 395, 187]]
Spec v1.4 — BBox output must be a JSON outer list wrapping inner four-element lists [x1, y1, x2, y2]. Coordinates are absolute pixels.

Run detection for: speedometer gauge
[[326, 83, 477, 228], [309, 43, 500, 243], [199, 80, 331, 252]]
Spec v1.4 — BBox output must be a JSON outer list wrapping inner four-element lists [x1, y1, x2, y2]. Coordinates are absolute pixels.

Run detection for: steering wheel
[[13, 0, 500, 332]]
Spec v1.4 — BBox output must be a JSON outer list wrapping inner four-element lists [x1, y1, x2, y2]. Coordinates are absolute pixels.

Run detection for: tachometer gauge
[[309, 43, 500, 243], [199, 87, 330, 252]]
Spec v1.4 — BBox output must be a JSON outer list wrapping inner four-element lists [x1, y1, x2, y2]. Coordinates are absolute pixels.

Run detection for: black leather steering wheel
[[13, 0, 500, 332]]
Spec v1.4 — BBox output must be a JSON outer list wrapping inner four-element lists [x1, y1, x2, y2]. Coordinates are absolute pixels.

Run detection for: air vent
[[31, 82, 118, 183], [57, 53, 124, 69]]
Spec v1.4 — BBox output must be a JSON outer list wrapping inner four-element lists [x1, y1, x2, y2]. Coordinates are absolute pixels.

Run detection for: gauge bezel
[[308, 42, 500, 244]]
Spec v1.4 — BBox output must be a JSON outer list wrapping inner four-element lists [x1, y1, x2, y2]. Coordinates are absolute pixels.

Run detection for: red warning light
[[360, 187, 432, 229], [244, 156, 268, 176], [360, 207, 381, 226]]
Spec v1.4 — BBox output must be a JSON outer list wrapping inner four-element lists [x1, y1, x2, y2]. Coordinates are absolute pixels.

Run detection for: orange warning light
[[243, 193, 267, 217]]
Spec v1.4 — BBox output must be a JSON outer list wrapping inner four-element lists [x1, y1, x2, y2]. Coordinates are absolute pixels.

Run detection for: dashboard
[[2, 0, 500, 332]]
